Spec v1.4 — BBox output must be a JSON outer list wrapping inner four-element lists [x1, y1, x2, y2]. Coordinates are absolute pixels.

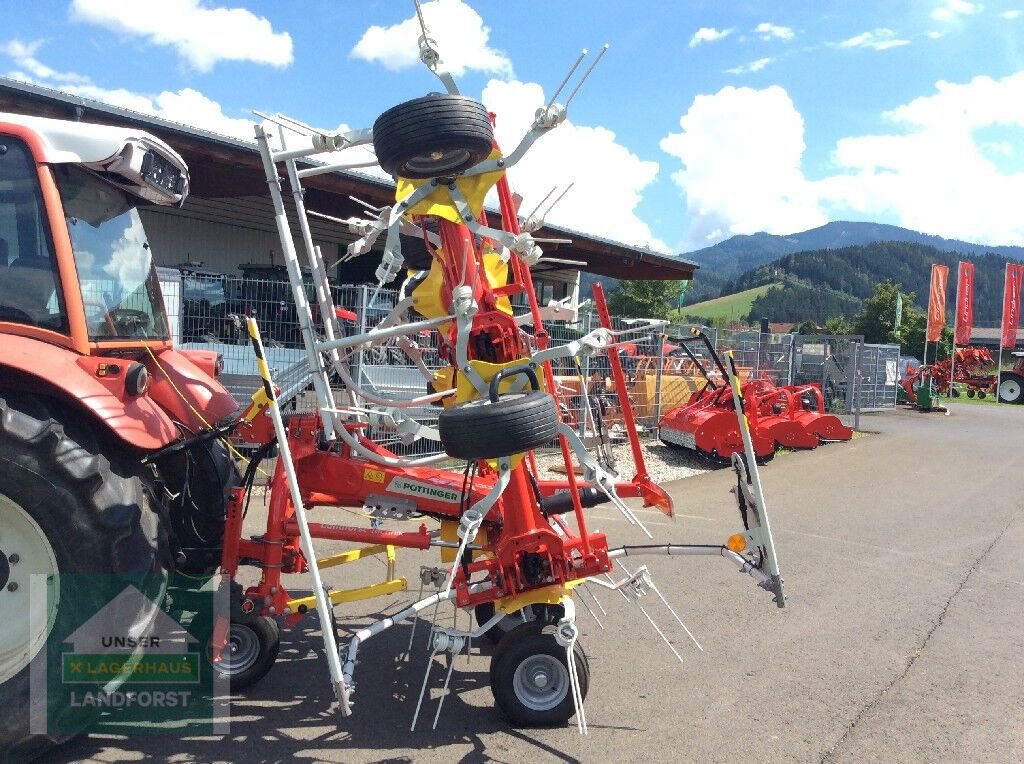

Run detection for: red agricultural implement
[[659, 331, 852, 462], [898, 347, 1024, 404]]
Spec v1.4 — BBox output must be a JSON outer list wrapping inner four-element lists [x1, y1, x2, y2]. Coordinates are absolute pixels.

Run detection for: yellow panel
[[395, 148, 505, 222]]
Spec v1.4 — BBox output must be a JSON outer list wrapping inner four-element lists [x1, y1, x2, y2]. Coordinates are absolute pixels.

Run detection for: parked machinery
[[660, 330, 851, 462]]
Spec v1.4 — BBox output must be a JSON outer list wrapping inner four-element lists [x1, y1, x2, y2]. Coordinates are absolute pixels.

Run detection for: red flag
[[926, 264, 949, 343], [954, 261, 974, 346], [1000, 263, 1024, 348]]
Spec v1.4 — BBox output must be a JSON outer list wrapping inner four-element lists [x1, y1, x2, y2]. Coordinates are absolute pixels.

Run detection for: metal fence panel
[[159, 271, 894, 457]]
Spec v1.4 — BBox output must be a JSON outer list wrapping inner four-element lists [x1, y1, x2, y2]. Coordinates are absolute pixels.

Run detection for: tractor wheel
[[490, 621, 589, 727], [438, 391, 558, 460], [474, 601, 565, 646], [211, 617, 280, 692], [373, 93, 494, 179], [0, 396, 167, 761], [154, 438, 240, 574], [998, 373, 1024, 404]]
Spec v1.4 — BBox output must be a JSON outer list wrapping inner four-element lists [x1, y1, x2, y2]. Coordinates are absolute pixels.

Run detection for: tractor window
[[54, 164, 170, 341], [0, 136, 68, 331]]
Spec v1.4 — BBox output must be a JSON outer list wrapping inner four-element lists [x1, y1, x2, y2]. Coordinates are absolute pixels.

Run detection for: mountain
[[685, 221, 1024, 279], [709, 241, 1018, 325]]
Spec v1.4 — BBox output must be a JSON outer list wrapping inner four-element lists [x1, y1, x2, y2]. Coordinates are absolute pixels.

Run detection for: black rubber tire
[[978, 391, 987, 400], [211, 617, 280, 692], [490, 621, 589, 727], [438, 391, 558, 460], [967, 388, 976, 398], [154, 438, 240, 574], [998, 373, 1024, 404], [0, 396, 167, 762], [474, 602, 565, 646], [373, 93, 494, 179]]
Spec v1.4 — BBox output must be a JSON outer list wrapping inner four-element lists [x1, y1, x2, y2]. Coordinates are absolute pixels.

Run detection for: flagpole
[[949, 266, 961, 398], [997, 262, 1009, 404]]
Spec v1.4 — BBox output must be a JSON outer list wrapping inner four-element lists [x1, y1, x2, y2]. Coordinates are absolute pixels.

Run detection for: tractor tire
[[0, 396, 167, 762], [998, 373, 1024, 404], [373, 94, 494, 179], [211, 617, 280, 692], [474, 601, 565, 646], [154, 438, 240, 574], [490, 621, 589, 727], [438, 391, 558, 460]]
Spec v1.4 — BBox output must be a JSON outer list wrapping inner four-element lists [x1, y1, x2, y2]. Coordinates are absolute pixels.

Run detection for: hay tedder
[[0, 6, 788, 756], [205, 10, 788, 732], [659, 330, 852, 463]]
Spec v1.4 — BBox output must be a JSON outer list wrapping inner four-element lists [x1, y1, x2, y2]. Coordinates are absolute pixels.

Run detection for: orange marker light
[[726, 534, 747, 553]]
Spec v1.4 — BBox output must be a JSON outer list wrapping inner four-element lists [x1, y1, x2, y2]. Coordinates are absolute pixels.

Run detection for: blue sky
[[4, 0, 1024, 255]]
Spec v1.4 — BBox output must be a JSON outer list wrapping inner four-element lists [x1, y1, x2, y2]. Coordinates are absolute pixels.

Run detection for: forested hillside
[[722, 241, 1017, 324]]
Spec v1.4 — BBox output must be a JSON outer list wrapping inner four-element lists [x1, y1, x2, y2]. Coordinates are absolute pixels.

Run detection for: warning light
[[726, 534, 747, 553]]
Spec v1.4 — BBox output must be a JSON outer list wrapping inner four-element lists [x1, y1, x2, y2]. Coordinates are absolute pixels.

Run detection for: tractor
[[0, 111, 240, 759]]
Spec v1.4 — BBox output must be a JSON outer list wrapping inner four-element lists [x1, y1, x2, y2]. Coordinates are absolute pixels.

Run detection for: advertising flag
[[926, 264, 949, 343], [1000, 263, 1024, 348], [953, 261, 975, 346]]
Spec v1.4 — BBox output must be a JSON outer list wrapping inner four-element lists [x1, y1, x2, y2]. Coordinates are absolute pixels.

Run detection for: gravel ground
[[533, 436, 711, 483]]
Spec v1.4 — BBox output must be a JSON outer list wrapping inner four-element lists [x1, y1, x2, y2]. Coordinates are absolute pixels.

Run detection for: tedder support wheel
[[438, 392, 558, 460], [998, 373, 1024, 404], [474, 601, 566, 646], [372, 93, 495, 179], [490, 621, 589, 727], [0, 396, 167, 761], [212, 617, 280, 691]]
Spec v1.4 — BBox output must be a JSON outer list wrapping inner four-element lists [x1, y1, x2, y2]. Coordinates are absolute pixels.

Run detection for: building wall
[[140, 206, 340, 276]]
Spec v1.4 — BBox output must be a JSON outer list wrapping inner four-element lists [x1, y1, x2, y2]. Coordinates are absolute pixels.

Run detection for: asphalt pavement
[[44, 401, 1024, 763]]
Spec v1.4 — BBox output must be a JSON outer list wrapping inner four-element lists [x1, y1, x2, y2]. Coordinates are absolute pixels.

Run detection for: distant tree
[[607, 280, 684, 320], [852, 280, 908, 344], [797, 320, 821, 334], [824, 315, 854, 335]]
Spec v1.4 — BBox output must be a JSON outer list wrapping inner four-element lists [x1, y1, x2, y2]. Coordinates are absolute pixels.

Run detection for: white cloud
[[660, 86, 825, 248], [820, 72, 1024, 245], [839, 29, 911, 50], [351, 0, 512, 78], [661, 74, 1024, 249], [931, 0, 984, 21], [688, 27, 733, 48], [69, 0, 292, 73], [726, 57, 773, 75], [481, 80, 667, 252], [755, 23, 794, 41], [1, 39, 90, 84], [1000, 9, 1021, 18]]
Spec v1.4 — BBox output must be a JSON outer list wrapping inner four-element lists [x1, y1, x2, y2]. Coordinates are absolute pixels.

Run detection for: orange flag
[[926, 264, 949, 343]]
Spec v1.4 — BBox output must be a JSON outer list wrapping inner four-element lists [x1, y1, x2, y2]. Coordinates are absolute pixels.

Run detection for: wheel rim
[[512, 654, 569, 711], [402, 148, 474, 177], [1000, 379, 1021, 401], [0, 493, 60, 684], [218, 623, 260, 675]]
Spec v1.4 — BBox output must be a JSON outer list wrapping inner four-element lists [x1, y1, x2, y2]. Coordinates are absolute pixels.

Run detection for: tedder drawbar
[[204, 5, 787, 731]]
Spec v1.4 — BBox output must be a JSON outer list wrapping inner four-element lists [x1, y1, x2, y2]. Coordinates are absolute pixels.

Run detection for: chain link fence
[[158, 271, 898, 456]]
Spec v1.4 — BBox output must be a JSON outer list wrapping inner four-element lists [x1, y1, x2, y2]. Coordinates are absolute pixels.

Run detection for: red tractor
[[0, 112, 240, 757]]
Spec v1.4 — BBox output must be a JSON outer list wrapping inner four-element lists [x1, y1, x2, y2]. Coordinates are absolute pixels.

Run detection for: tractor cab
[[0, 111, 187, 353]]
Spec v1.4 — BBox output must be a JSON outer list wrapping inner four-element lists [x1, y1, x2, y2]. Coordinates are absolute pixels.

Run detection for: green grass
[[676, 283, 779, 323]]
